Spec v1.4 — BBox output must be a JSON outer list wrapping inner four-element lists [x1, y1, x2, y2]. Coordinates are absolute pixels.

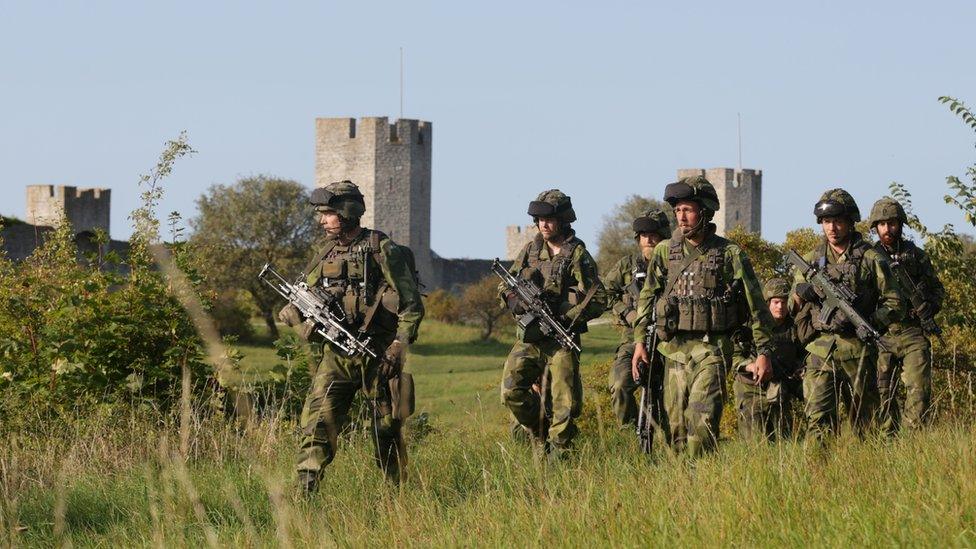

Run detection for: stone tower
[[676, 168, 761, 236], [26, 185, 111, 235], [315, 117, 433, 283], [505, 224, 538, 260]]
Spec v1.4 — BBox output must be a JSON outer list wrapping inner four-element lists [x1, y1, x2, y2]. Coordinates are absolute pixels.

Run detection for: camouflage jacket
[[792, 233, 902, 361], [305, 228, 424, 343], [872, 238, 944, 330], [731, 314, 814, 384], [602, 251, 648, 343], [498, 231, 606, 342], [633, 226, 774, 360]]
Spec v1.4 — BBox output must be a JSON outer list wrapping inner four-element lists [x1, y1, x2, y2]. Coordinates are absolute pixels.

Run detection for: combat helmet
[[814, 188, 860, 223], [868, 197, 908, 228], [762, 278, 791, 302], [310, 180, 366, 220], [528, 189, 577, 223], [663, 176, 720, 218], [632, 208, 671, 240]]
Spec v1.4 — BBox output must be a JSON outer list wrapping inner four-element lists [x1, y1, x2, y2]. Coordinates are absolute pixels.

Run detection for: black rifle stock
[[786, 250, 889, 352], [258, 263, 378, 358], [491, 258, 581, 353]]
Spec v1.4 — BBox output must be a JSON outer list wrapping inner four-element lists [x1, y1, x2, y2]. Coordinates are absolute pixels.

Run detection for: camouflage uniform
[[731, 278, 814, 441], [499, 190, 606, 455], [794, 189, 902, 443], [602, 209, 670, 427], [869, 198, 944, 433], [285, 181, 424, 489], [634, 177, 774, 457]]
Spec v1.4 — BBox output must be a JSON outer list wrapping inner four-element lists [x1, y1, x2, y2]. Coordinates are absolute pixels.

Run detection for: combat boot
[[297, 470, 320, 496]]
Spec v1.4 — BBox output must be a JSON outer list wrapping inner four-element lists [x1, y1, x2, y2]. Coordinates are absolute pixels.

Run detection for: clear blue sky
[[2, 1, 974, 258]]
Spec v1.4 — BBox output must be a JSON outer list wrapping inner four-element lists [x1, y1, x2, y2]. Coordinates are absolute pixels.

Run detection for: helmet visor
[[663, 181, 696, 204], [633, 217, 663, 234], [527, 200, 558, 217], [814, 200, 847, 219], [309, 187, 334, 207]]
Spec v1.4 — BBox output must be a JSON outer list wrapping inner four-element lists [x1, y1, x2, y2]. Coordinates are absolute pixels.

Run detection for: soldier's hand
[[632, 341, 649, 382], [298, 320, 316, 342], [505, 293, 526, 315], [754, 354, 772, 384], [278, 304, 302, 327], [380, 339, 404, 378]]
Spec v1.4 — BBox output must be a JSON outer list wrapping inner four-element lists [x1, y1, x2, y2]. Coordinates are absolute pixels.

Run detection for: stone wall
[[26, 185, 111, 235], [676, 168, 762, 236], [505, 224, 538, 260]]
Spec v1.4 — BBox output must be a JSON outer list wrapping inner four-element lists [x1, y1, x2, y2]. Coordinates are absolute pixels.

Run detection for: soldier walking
[[279, 181, 425, 493], [869, 197, 944, 433], [499, 190, 606, 461], [603, 209, 670, 428], [631, 176, 775, 457], [792, 189, 902, 443], [732, 278, 815, 441]]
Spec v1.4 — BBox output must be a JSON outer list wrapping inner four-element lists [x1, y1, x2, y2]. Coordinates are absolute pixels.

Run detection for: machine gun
[[258, 263, 377, 359], [786, 250, 888, 352], [887, 254, 943, 339], [491, 259, 581, 353]]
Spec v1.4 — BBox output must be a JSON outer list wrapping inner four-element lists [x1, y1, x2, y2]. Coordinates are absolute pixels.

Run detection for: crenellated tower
[[315, 117, 433, 283], [25, 185, 111, 235]]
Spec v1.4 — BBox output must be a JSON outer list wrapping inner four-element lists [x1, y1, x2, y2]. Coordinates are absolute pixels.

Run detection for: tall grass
[[2, 322, 975, 546]]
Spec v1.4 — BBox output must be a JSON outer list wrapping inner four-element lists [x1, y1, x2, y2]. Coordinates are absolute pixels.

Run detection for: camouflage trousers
[[877, 325, 932, 434], [610, 342, 666, 433], [803, 339, 880, 444], [501, 338, 582, 450], [296, 335, 404, 482], [662, 334, 730, 458], [733, 377, 803, 441]]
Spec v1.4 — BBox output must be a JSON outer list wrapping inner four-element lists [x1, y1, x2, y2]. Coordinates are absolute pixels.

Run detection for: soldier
[[792, 189, 901, 443], [499, 189, 606, 460], [602, 208, 671, 427], [869, 197, 944, 433], [631, 176, 774, 457], [279, 180, 424, 494], [732, 278, 815, 441]]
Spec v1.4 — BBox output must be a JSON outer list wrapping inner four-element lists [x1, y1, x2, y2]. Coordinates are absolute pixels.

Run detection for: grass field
[[2, 320, 975, 547]]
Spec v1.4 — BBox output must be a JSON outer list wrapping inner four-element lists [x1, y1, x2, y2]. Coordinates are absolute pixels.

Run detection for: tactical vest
[[769, 321, 802, 380], [875, 239, 926, 294], [304, 230, 399, 333], [808, 235, 876, 334], [517, 232, 590, 333], [656, 232, 745, 335]]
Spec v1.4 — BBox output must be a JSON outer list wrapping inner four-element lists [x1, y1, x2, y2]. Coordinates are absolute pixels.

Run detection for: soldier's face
[[637, 233, 662, 253], [768, 297, 787, 321], [318, 211, 344, 236], [875, 219, 902, 247], [820, 216, 852, 246], [673, 201, 702, 231], [537, 216, 561, 241]]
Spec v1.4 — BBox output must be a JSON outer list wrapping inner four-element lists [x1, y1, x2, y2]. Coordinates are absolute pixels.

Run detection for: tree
[[424, 288, 461, 324], [459, 276, 510, 340], [595, 194, 673, 273], [725, 227, 786, 282], [190, 176, 315, 339]]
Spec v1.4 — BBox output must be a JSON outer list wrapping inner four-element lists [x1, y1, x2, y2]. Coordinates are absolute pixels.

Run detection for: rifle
[[491, 259, 581, 353], [635, 299, 660, 454], [258, 263, 378, 359], [786, 250, 889, 352], [887, 254, 943, 339]]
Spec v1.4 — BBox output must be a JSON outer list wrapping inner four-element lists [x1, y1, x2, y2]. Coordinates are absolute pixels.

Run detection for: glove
[[505, 293, 526, 315], [278, 304, 302, 327], [380, 339, 404, 378], [795, 283, 820, 304]]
